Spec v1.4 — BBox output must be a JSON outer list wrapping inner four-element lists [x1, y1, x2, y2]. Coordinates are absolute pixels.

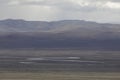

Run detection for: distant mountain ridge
[[0, 19, 120, 50], [0, 19, 119, 32]]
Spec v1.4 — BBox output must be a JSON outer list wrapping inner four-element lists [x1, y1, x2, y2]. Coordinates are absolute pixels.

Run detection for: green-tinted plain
[[0, 72, 120, 80]]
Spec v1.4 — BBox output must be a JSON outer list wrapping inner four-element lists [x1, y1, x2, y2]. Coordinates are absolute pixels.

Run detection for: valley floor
[[0, 49, 120, 80], [0, 72, 120, 80]]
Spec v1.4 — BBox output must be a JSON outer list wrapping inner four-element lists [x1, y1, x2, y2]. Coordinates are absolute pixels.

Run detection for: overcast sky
[[0, 0, 120, 23]]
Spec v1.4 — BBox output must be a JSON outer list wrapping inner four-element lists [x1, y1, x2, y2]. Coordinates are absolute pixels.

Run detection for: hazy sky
[[0, 0, 120, 23]]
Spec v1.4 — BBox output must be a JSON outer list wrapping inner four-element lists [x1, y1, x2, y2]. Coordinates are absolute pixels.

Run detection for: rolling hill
[[0, 19, 120, 50]]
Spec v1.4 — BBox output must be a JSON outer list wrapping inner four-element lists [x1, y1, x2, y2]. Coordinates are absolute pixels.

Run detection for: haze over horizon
[[0, 0, 120, 23]]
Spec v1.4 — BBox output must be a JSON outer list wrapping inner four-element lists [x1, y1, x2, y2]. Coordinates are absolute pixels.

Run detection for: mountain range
[[0, 19, 120, 50]]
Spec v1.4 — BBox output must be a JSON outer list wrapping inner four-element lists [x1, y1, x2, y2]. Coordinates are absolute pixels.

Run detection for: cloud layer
[[0, 0, 120, 23]]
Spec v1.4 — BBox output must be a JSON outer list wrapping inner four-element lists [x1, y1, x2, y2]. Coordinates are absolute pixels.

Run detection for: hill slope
[[0, 19, 120, 50]]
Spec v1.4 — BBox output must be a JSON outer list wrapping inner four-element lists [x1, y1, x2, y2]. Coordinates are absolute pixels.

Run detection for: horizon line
[[0, 18, 119, 24]]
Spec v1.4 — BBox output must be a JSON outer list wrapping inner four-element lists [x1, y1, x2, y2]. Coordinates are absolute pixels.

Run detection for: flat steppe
[[0, 49, 120, 80]]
